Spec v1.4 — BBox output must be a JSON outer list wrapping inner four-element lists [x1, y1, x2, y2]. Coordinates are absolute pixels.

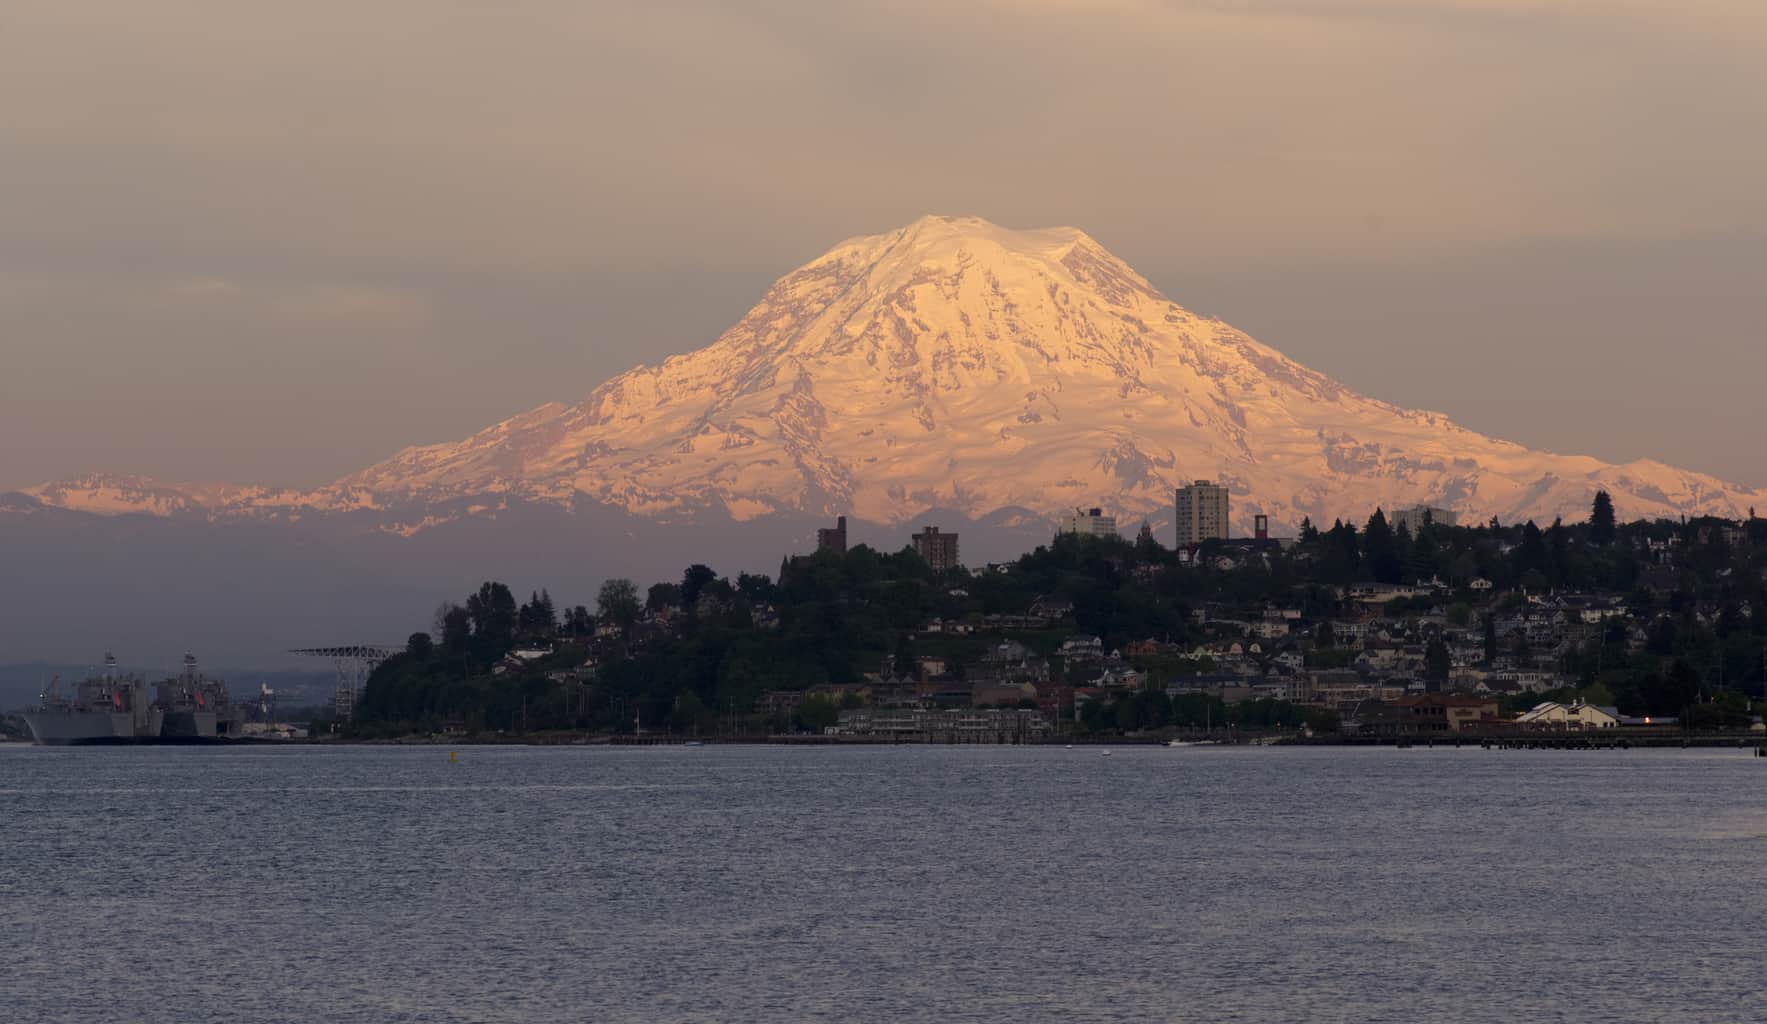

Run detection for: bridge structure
[[290, 645, 403, 722]]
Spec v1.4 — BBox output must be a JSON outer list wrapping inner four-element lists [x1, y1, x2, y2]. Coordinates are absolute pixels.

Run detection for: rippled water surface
[[2, 744, 1763, 1023]]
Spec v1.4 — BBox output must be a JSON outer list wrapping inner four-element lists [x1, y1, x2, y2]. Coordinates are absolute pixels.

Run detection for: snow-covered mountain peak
[[23, 216, 1766, 534]]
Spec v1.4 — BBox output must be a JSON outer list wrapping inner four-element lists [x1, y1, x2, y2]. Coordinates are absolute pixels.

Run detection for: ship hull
[[21, 709, 162, 745], [161, 710, 220, 738]]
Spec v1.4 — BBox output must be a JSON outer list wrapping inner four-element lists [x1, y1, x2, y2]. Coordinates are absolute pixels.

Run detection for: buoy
[[449, 750, 457, 763]]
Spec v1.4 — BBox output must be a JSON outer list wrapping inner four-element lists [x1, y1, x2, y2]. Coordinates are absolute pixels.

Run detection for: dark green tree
[[793, 696, 840, 733], [1364, 509, 1402, 584], [1424, 638, 1451, 686], [596, 578, 641, 636], [1516, 521, 1548, 580], [466, 582, 517, 651], [1590, 490, 1617, 546], [892, 639, 917, 679], [518, 590, 556, 637], [735, 572, 774, 603], [1408, 523, 1441, 583], [681, 564, 718, 606], [646, 582, 682, 612], [436, 602, 472, 653]]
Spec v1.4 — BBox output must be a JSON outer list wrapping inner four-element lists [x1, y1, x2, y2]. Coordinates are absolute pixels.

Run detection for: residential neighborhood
[[341, 492, 1767, 745]]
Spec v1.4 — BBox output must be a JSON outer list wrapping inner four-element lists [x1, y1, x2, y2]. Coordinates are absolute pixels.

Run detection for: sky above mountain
[[3, 1, 1765, 491]]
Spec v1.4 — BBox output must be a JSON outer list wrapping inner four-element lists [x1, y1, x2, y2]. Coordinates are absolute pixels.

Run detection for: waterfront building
[[1390, 694, 1501, 733], [911, 526, 960, 571], [1515, 701, 1621, 730], [833, 706, 1051, 741], [1175, 480, 1229, 546], [1059, 507, 1118, 539]]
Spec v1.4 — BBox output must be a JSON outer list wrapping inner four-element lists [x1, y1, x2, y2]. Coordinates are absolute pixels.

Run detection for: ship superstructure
[[21, 653, 242, 745], [156, 653, 244, 739]]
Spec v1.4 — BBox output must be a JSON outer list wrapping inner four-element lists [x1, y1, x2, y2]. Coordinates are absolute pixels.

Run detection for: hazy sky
[[3, 0, 1764, 491]]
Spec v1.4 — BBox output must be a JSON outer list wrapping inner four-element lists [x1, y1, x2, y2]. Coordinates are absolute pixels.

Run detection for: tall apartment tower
[[1175, 480, 1229, 546], [1059, 507, 1118, 539], [817, 516, 848, 555], [911, 526, 960, 572]]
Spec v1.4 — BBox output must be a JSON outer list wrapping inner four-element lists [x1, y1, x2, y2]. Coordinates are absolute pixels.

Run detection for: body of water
[[1, 744, 1762, 1022]]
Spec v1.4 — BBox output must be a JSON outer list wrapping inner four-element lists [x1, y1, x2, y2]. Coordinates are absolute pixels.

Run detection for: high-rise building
[[1059, 507, 1118, 539], [1393, 506, 1457, 535], [817, 515, 848, 555], [1175, 480, 1229, 546], [911, 526, 960, 572]]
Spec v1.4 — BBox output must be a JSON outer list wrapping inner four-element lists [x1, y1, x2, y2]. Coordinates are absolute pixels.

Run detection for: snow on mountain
[[23, 215, 1764, 533], [20, 473, 374, 521]]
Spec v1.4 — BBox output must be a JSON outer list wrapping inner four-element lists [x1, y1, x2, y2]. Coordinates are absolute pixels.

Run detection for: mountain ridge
[[22, 215, 1764, 533]]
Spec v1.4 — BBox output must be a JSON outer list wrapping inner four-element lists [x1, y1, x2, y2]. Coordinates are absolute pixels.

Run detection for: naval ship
[[156, 653, 244, 739], [20, 653, 244, 745]]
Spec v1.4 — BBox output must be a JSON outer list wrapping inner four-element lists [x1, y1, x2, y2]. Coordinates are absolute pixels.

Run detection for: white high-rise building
[[1175, 481, 1230, 546], [1059, 508, 1118, 539]]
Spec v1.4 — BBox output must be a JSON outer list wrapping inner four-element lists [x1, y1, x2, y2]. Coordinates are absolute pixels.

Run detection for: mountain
[[23, 214, 1762, 534]]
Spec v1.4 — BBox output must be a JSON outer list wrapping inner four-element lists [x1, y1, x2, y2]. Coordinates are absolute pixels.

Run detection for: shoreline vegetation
[[329, 493, 1766, 747]]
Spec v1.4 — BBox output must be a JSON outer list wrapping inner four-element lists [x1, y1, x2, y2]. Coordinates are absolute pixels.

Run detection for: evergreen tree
[[440, 605, 471, 653], [466, 582, 517, 651], [1298, 517, 1319, 545], [1546, 517, 1569, 588], [517, 590, 557, 637], [1408, 523, 1440, 583], [1363, 509, 1401, 584], [1590, 490, 1617, 546], [1482, 613, 1498, 665], [1516, 521, 1548, 580], [1424, 638, 1451, 687]]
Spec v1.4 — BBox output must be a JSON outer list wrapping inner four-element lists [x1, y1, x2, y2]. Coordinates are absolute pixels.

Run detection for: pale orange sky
[[3, 0, 1764, 489]]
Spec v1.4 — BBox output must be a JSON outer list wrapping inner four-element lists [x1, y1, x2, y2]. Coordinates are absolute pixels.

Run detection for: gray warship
[[21, 653, 243, 745], [156, 653, 244, 739]]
